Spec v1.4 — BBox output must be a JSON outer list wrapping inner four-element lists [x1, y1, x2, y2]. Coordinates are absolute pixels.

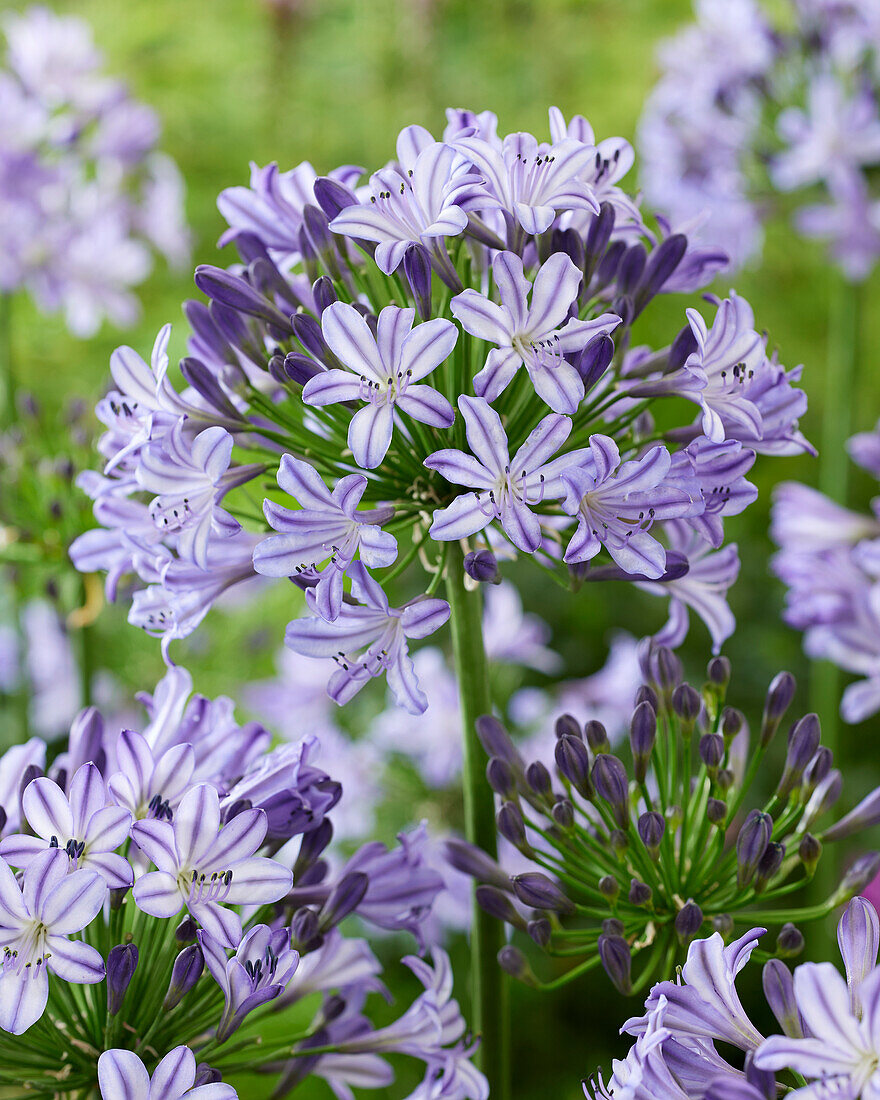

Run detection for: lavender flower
[[97, 1047, 236, 1099]]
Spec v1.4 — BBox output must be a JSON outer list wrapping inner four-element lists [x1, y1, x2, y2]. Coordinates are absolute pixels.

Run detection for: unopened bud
[[833, 853, 880, 904], [526, 761, 552, 799], [551, 798, 575, 829], [628, 879, 652, 907], [497, 802, 528, 851], [527, 918, 552, 948], [761, 672, 796, 747], [707, 798, 728, 826], [707, 656, 731, 687], [798, 833, 822, 876], [444, 838, 510, 890], [777, 714, 821, 799], [592, 755, 630, 828], [585, 720, 609, 753], [716, 767, 734, 792], [486, 757, 517, 799], [802, 747, 832, 795], [319, 872, 369, 930], [555, 714, 581, 740], [637, 811, 665, 857], [755, 842, 785, 893], [512, 872, 575, 914], [577, 333, 615, 390], [629, 702, 656, 783], [291, 907, 321, 950], [598, 933, 632, 995], [476, 885, 525, 929], [464, 549, 499, 584], [775, 923, 804, 957], [403, 243, 433, 320], [672, 683, 701, 727], [736, 810, 771, 888], [712, 913, 734, 937], [555, 735, 592, 798], [475, 716, 523, 769], [721, 707, 744, 742], [498, 945, 537, 985], [762, 958, 803, 1037], [598, 875, 619, 901], [164, 945, 204, 1010], [610, 828, 629, 855], [675, 900, 703, 945], [699, 733, 724, 773], [634, 685, 658, 711], [106, 944, 138, 1016]]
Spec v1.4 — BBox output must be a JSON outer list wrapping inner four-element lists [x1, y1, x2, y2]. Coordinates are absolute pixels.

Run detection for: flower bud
[[761, 672, 796, 747], [475, 715, 525, 772], [555, 714, 582, 740], [312, 276, 337, 314], [634, 233, 687, 313], [833, 853, 880, 905], [721, 707, 744, 742], [497, 802, 529, 851], [802, 747, 832, 795], [744, 1054, 776, 1100], [656, 647, 682, 694], [497, 945, 537, 985], [555, 735, 592, 798], [797, 833, 821, 876], [527, 918, 552, 948], [716, 767, 735, 792], [577, 333, 615, 390], [823, 781, 880, 841], [672, 683, 702, 727], [628, 879, 652, 907], [707, 798, 728, 826], [634, 684, 659, 711], [319, 872, 369, 931], [464, 549, 499, 585], [486, 756, 517, 799], [584, 203, 617, 281], [164, 945, 204, 1010], [712, 913, 734, 937], [313, 176, 358, 219], [598, 875, 619, 901], [603, 918, 625, 936], [668, 322, 699, 369], [194, 1066, 223, 1088], [512, 873, 575, 914], [106, 944, 138, 1016], [585, 719, 609, 753], [291, 907, 321, 950], [699, 733, 724, 773], [754, 841, 785, 893], [763, 959, 803, 1037], [775, 923, 804, 958], [476, 885, 525, 929], [284, 351, 322, 385], [551, 798, 575, 829], [777, 714, 821, 798], [637, 811, 665, 857], [675, 900, 703, 945], [592, 755, 630, 828], [629, 701, 656, 783], [707, 656, 731, 688], [403, 243, 433, 320], [526, 761, 552, 800], [598, 933, 632, 995], [736, 810, 771, 888]]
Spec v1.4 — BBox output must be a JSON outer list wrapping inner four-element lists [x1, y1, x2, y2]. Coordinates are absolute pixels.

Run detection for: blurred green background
[[4, 0, 880, 1095]]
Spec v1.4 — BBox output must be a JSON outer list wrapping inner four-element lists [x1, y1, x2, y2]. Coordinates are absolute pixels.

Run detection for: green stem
[[0, 293, 12, 426], [445, 549, 509, 1100]]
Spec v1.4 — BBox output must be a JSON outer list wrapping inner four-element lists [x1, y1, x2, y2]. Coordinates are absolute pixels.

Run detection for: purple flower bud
[[476, 885, 525, 929], [284, 351, 323, 385], [775, 923, 804, 958], [713, 913, 734, 936], [634, 234, 687, 313], [497, 944, 536, 985], [617, 243, 647, 296], [598, 933, 632, 995], [611, 293, 633, 327], [551, 798, 575, 829], [497, 802, 528, 851], [194, 1066, 223, 1088], [761, 672, 796, 747], [673, 683, 702, 725], [835, 853, 880, 902], [319, 872, 369, 931], [526, 761, 552, 799], [707, 656, 731, 687], [656, 647, 683, 693], [755, 841, 785, 892], [668, 322, 699, 370], [475, 716, 524, 771], [762, 959, 804, 1037], [313, 176, 359, 220], [603, 918, 625, 936], [294, 818, 334, 879], [802, 747, 833, 794], [512, 873, 575, 914], [637, 811, 665, 855], [716, 767, 735, 792], [577, 333, 615, 390], [291, 907, 321, 950], [553, 227, 585, 270], [777, 714, 821, 798], [822, 781, 880, 841], [798, 833, 821, 875], [444, 838, 511, 890], [312, 276, 337, 314], [721, 707, 744, 741], [106, 943, 138, 1016], [555, 714, 582, 740], [628, 879, 652, 907], [292, 312, 328, 359], [194, 265, 292, 330], [736, 810, 772, 888], [707, 798, 728, 826], [403, 244, 433, 321], [164, 945, 204, 1010], [464, 549, 499, 584], [19, 764, 42, 804], [175, 916, 198, 943], [675, 900, 703, 945], [555, 735, 592, 798], [592, 755, 630, 828], [585, 719, 609, 753], [584, 203, 617, 280], [527, 918, 552, 948], [699, 733, 725, 771], [486, 756, 517, 798], [302, 204, 335, 259], [635, 684, 659, 711], [598, 875, 619, 900]]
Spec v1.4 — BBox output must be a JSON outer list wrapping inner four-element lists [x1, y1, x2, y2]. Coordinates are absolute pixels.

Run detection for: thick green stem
[[445, 551, 509, 1100], [812, 274, 861, 903]]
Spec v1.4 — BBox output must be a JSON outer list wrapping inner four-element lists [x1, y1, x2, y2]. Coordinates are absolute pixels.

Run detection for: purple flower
[[328, 138, 483, 275], [0, 763, 132, 889], [131, 784, 292, 948], [284, 562, 450, 714], [137, 424, 262, 570], [797, 170, 880, 282], [253, 455, 397, 621], [449, 251, 619, 412], [0, 849, 105, 1034], [97, 1046, 236, 1099], [302, 303, 457, 468], [107, 729, 194, 823], [671, 437, 757, 549], [426, 395, 579, 553], [454, 129, 600, 236], [199, 924, 299, 1042], [560, 437, 698, 578]]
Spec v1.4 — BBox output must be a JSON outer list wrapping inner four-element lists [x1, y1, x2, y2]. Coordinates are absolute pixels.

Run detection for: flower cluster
[[771, 418, 880, 722], [0, 6, 189, 334], [638, 0, 880, 279], [71, 105, 808, 713], [447, 643, 880, 993], [0, 665, 486, 1099], [586, 895, 880, 1099]]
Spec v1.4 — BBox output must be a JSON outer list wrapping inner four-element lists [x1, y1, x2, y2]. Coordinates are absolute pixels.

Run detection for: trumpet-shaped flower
[[426, 395, 579, 553], [0, 849, 105, 1034], [284, 563, 450, 714], [107, 729, 195, 823], [302, 304, 457, 468], [131, 784, 292, 948], [450, 251, 620, 412], [253, 455, 397, 621]]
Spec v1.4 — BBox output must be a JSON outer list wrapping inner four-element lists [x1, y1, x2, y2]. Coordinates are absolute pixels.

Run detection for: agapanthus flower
[[0, 6, 189, 334], [97, 1047, 236, 1100], [449, 645, 880, 993]]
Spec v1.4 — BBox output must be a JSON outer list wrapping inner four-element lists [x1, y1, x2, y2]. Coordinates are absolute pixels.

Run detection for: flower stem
[[445, 549, 509, 1100]]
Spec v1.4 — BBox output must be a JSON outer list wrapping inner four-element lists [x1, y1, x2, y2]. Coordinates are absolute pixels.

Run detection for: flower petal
[[302, 369, 363, 407], [527, 253, 582, 336], [152, 1045, 196, 1098], [132, 871, 184, 919], [39, 867, 106, 933], [0, 967, 48, 1034], [396, 385, 455, 428], [458, 395, 509, 474], [98, 1050, 151, 1100], [322, 302, 385, 380], [22, 778, 73, 843], [428, 494, 491, 542], [46, 935, 105, 984], [450, 290, 513, 345], [348, 403, 394, 469], [400, 318, 458, 382]]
